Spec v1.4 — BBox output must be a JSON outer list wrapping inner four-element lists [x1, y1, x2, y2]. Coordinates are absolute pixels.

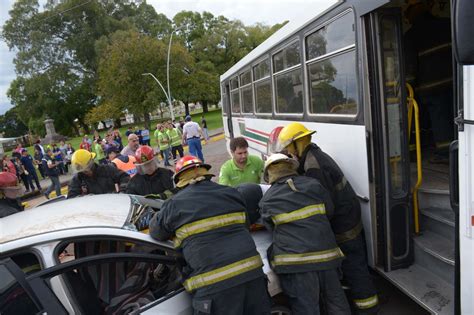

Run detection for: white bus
[[220, 1, 474, 314]]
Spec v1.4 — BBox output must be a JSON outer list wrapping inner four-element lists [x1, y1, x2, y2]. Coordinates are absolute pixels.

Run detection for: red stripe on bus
[[246, 127, 270, 137], [244, 136, 266, 146]]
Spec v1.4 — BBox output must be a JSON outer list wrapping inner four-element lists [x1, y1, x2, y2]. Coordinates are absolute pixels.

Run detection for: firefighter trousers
[[192, 276, 271, 315], [339, 232, 379, 314], [279, 269, 350, 315]]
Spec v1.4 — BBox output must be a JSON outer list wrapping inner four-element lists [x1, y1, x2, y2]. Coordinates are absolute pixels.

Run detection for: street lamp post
[[166, 27, 183, 122], [142, 73, 172, 119]]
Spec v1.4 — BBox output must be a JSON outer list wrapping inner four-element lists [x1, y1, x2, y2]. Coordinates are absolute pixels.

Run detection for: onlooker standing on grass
[[166, 122, 184, 163], [33, 147, 45, 179], [79, 136, 91, 151], [141, 126, 151, 146], [13, 143, 23, 155], [11, 153, 28, 191], [65, 143, 75, 170], [113, 129, 123, 151], [2, 155, 16, 175], [134, 126, 143, 145], [52, 143, 66, 174], [182, 115, 205, 162], [201, 115, 209, 141], [42, 148, 62, 199], [20, 149, 42, 192], [156, 124, 171, 167], [121, 133, 140, 157], [94, 139, 107, 164], [34, 139, 45, 156]]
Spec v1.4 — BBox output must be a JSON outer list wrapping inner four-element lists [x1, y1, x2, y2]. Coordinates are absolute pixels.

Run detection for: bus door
[[366, 8, 413, 271], [223, 83, 234, 138]]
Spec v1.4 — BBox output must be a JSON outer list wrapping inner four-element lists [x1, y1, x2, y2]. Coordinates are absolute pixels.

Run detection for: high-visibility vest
[[112, 156, 137, 177], [156, 131, 170, 150], [167, 128, 182, 147]]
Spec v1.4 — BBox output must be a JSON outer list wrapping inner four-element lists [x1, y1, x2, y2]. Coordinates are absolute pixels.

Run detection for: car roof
[[0, 194, 132, 245]]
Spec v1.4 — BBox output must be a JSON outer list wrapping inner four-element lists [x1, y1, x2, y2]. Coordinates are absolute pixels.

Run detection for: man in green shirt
[[154, 123, 171, 167], [219, 137, 264, 187]]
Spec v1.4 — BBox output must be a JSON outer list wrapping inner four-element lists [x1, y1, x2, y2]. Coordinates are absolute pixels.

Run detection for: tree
[[0, 108, 28, 137]]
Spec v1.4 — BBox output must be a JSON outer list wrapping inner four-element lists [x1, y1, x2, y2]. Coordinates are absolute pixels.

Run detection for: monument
[[42, 117, 65, 144]]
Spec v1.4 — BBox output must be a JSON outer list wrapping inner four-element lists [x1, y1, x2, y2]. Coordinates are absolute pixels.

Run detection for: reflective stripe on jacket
[[259, 175, 343, 274], [112, 156, 137, 177], [149, 180, 264, 296]]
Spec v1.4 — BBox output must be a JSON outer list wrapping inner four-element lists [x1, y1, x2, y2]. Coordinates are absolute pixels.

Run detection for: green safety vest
[[156, 131, 170, 150], [167, 128, 182, 147]]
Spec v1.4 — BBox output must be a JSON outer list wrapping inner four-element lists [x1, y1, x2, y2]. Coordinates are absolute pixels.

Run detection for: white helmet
[[263, 153, 299, 183]]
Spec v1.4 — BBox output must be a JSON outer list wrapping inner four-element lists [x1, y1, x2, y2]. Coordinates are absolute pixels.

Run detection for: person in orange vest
[[107, 146, 137, 177], [125, 145, 175, 198]]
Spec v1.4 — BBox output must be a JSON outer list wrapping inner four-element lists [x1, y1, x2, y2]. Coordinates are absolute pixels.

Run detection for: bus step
[[377, 264, 454, 315], [418, 188, 451, 210], [420, 207, 455, 242], [414, 231, 454, 285]]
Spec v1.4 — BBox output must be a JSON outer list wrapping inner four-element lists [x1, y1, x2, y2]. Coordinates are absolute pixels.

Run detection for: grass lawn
[[5, 109, 224, 156]]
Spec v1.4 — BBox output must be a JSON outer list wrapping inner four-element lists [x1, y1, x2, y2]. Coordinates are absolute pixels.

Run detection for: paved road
[[23, 135, 428, 314]]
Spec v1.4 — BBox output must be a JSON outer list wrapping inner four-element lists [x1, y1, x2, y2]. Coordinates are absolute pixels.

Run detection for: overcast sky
[[0, 0, 330, 115]]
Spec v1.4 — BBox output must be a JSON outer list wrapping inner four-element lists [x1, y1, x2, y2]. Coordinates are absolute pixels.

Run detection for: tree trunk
[[78, 118, 90, 135], [184, 101, 190, 116], [143, 112, 151, 129], [100, 121, 107, 130], [114, 118, 122, 128], [133, 114, 141, 124], [202, 100, 209, 113], [71, 121, 81, 137]]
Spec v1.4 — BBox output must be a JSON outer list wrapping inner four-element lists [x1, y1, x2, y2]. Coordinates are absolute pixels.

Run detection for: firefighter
[[276, 122, 379, 314], [149, 155, 270, 315], [259, 153, 349, 315], [125, 145, 176, 198], [67, 149, 130, 199], [0, 171, 23, 218]]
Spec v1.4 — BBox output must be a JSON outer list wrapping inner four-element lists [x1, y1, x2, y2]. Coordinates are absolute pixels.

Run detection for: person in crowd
[[141, 126, 151, 146], [93, 130, 102, 143], [33, 147, 45, 179], [182, 115, 205, 162], [134, 126, 143, 145], [67, 149, 130, 199], [34, 139, 45, 156], [80, 136, 91, 151], [20, 149, 42, 192], [126, 145, 174, 197], [166, 122, 184, 164], [42, 148, 62, 199], [107, 146, 137, 177], [179, 118, 185, 131], [149, 155, 270, 314], [52, 143, 66, 174], [155, 124, 171, 167], [93, 139, 107, 165], [59, 140, 68, 160], [219, 137, 264, 187], [259, 153, 350, 314], [2, 155, 16, 176], [13, 143, 23, 155], [0, 171, 23, 217], [125, 126, 133, 137], [64, 143, 75, 171], [121, 133, 140, 157], [276, 122, 379, 313], [113, 129, 123, 151], [201, 115, 209, 141], [11, 153, 28, 192]]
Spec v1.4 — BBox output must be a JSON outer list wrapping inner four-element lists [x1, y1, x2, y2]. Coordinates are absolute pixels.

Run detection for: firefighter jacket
[[149, 180, 264, 297], [0, 198, 22, 218], [125, 167, 175, 198], [299, 143, 362, 242], [67, 164, 130, 199], [259, 175, 343, 274]]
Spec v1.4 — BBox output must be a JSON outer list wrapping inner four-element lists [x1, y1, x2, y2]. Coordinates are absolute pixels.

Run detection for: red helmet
[[134, 146, 158, 175], [267, 126, 284, 155], [0, 172, 19, 189], [174, 155, 211, 183], [135, 145, 155, 163]]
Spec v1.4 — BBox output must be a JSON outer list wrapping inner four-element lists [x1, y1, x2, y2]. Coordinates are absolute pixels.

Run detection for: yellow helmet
[[263, 153, 299, 183], [277, 122, 315, 150], [71, 149, 96, 173]]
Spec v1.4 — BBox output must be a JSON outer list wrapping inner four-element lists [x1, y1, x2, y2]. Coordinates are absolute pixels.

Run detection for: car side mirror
[[453, 0, 474, 64]]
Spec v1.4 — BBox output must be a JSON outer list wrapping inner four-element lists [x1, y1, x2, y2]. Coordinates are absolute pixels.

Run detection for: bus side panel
[[232, 117, 375, 267], [459, 65, 474, 315]]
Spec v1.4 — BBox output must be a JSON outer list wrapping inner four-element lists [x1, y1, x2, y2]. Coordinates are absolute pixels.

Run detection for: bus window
[[230, 76, 240, 113], [240, 70, 253, 113], [306, 11, 357, 115], [253, 59, 272, 113], [273, 41, 303, 114]]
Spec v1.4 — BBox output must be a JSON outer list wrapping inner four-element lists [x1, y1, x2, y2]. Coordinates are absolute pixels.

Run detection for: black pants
[[279, 269, 350, 315], [28, 168, 42, 190], [339, 233, 379, 314], [170, 145, 184, 161], [192, 277, 271, 315]]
